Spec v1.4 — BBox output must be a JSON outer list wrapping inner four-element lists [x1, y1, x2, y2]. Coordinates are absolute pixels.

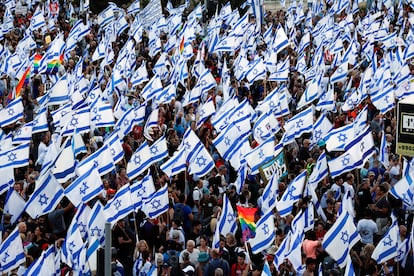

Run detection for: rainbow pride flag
[[33, 53, 42, 74], [237, 206, 258, 241], [15, 66, 31, 98], [46, 54, 63, 74]]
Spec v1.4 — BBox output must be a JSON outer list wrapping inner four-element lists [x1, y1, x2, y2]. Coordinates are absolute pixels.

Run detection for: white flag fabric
[[328, 127, 375, 178], [0, 226, 25, 274], [104, 184, 133, 226], [249, 210, 275, 254], [3, 188, 26, 224], [371, 220, 399, 264], [245, 137, 276, 174], [24, 173, 64, 219], [88, 201, 106, 246], [322, 211, 360, 268], [127, 141, 152, 180], [65, 165, 103, 207], [277, 170, 307, 217], [0, 97, 24, 127], [212, 194, 237, 249], [142, 184, 169, 219]]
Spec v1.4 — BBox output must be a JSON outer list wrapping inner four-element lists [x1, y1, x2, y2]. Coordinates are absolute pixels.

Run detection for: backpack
[[166, 250, 180, 270], [174, 204, 186, 223]]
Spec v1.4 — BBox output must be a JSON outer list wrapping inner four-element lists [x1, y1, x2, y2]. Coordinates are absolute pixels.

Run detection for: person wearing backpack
[[191, 180, 204, 220], [203, 249, 230, 276], [174, 193, 194, 236]]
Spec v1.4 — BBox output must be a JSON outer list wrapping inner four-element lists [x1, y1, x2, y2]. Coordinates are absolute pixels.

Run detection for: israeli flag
[[371, 220, 399, 264], [322, 211, 360, 268], [24, 173, 64, 219], [104, 184, 133, 226], [188, 142, 215, 178], [277, 170, 307, 217], [245, 137, 276, 174], [65, 165, 103, 207], [0, 226, 25, 274], [127, 141, 152, 180], [88, 201, 106, 246], [142, 184, 169, 219], [328, 127, 375, 178], [249, 209, 275, 254], [76, 144, 114, 177], [282, 105, 314, 145], [0, 142, 30, 169], [0, 97, 24, 127], [212, 194, 237, 248]]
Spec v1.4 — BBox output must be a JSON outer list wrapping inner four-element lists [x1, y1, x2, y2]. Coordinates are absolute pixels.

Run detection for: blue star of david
[[338, 133, 347, 143], [138, 186, 146, 197], [92, 107, 98, 114], [237, 110, 244, 117], [258, 149, 265, 159], [337, 67, 343, 73], [390, 39, 395, 45], [200, 80, 207, 87], [184, 141, 191, 150], [253, 68, 259, 75], [95, 114, 102, 122], [269, 101, 276, 108], [235, 124, 242, 132], [102, 13, 106, 18], [91, 226, 102, 236], [7, 152, 17, 162], [262, 223, 270, 235], [314, 130, 322, 140], [116, 22, 121, 28], [296, 119, 304, 128], [2, 251, 9, 263], [151, 199, 161, 209], [78, 222, 87, 234], [114, 199, 122, 210], [134, 155, 141, 165], [93, 160, 99, 167], [341, 155, 350, 166], [286, 185, 296, 200], [15, 128, 22, 136], [256, 127, 264, 136], [383, 235, 393, 246], [39, 193, 49, 206], [408, 36, 414, 43], [340, 231, 349, 244], [33, 118, 39, 125], [70, 117, 79, 127], [150, 146, 159, 154], [196, 156, 207, 167], [360, 142, 365, 152], [69, 241, 76, 253], [89, 92, 96, 99], [199, 109, 205, 117], [80, 182, 89, 195], [224, 137, 231, 146], [227, 213, 235, 224], [384, 95, 389, 103], [405, 85, 411, 91], [347, 98, 354, 106], [7, 108, 14, 116], [110, 148, 116, 156], [123, 119, 130, 126], [61, 110, 68, 117], [298, 62, 305, 69]]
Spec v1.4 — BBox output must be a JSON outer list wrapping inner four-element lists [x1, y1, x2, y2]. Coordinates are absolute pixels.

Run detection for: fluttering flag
[[322, 211, 360, 268], [0, 226, 25, 274], [237, 205, 258, 242], [212, 194, 237, 248], [371, 220, 399, 264], [249, 209, 275, 254]]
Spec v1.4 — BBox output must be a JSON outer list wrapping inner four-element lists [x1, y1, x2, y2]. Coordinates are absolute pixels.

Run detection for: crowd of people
[[0, 0, 414, 275]]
